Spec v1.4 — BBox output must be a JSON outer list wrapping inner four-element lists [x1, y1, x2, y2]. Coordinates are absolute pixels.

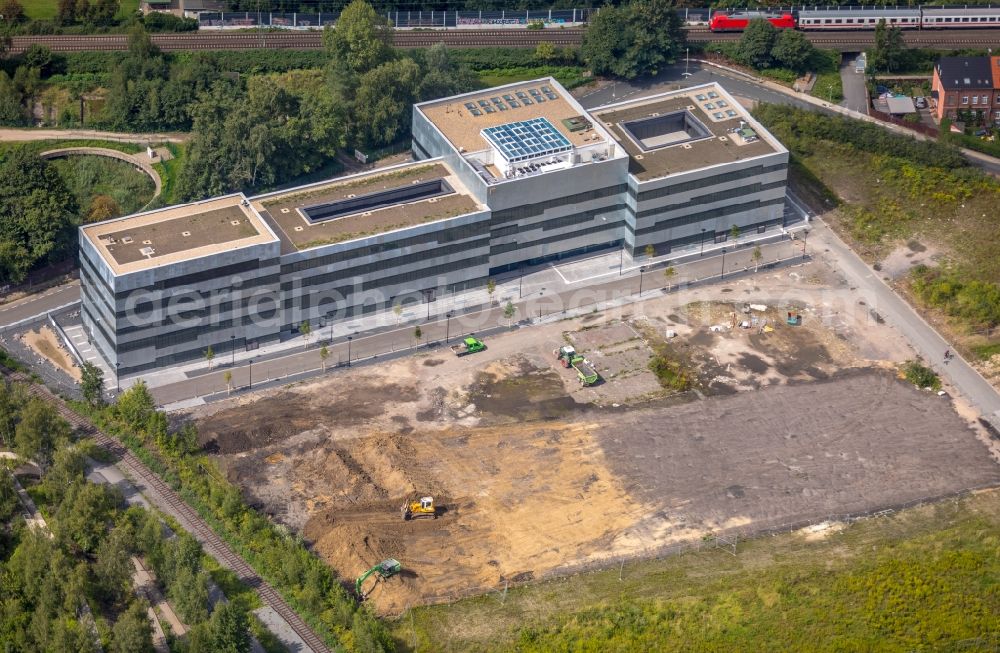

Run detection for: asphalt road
[[148, 238, 808, 406], [0, 282, 81, 330], [813, 221, 1000, 426], [576, 61, 835, 114]]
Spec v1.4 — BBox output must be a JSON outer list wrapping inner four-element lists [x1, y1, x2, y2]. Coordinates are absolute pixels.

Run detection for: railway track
[[8, 29, 585, 53], [7, 373, 331, 653], [9, 27, 1000, 53]]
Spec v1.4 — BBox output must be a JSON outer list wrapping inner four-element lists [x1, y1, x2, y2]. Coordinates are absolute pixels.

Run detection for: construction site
[[187, 252, 1000, 615]]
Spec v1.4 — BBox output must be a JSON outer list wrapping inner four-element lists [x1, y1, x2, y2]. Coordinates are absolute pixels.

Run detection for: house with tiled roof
[[931, 56, 1000, 123]]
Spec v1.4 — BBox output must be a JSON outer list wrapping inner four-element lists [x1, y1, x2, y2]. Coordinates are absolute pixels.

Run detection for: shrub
[[902, 360, 941, 390]]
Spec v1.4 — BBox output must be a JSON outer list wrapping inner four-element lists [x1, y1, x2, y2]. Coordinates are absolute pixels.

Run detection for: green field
[[22, 0, 139, 21], [478, 66, 591, 90], [22, 0, 58, 20], [395, 490, 1000, 652]]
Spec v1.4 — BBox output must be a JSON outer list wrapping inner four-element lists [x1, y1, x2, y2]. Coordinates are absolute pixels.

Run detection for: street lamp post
[[231, 334, 236, 367], [115, 362, 121, 393], [248, 359, 253, 390], [445, 311, 453, 343], [619, 248, 624, 275], [701, 228, 707, 256], [802, 229, 810, 260], [347, 335, 353, 367], [638, 266, 646, 296], [720, 248, 727, 280], [538, 288, 545, 320], [519, 268, 523, 299]]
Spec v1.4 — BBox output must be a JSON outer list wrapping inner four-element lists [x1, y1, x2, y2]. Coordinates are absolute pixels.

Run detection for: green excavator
[[355, 559, 402, 598]]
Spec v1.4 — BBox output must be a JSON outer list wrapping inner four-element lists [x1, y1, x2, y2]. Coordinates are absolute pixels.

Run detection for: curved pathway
[[40, 147, 163, 200], [0, 127, 188, 143]]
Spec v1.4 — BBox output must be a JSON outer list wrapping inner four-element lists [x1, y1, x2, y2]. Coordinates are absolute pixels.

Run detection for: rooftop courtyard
[[251, 162, 482, 253], [592, 84, 781, 181]]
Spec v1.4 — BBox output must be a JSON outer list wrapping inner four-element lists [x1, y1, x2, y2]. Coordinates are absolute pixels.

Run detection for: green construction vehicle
[[355, 559, 401, 598], [451, 336, 486, 356], [554, 345, 600, 386]]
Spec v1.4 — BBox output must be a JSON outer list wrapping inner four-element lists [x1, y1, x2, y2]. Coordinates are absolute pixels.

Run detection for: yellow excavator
[[401, 496, 436, 521]]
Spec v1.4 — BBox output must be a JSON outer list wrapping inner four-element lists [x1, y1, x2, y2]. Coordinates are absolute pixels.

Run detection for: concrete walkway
[[0, 128, 189, 143]]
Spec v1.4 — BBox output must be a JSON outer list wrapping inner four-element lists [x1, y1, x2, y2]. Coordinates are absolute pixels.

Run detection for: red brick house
[[931, 56, 997, 123]]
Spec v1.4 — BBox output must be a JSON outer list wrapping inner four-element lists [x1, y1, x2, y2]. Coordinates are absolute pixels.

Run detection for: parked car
[[914, 97, 927, 109]]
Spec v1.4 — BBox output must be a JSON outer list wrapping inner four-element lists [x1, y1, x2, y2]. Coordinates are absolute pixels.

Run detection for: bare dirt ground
[[20, 325, 80, 382], [186, 263, 1000, 615]]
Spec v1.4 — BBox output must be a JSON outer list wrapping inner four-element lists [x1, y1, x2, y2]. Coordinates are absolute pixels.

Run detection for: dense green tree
[[0, 71, 28, 125], [352, 57, 421, 147], [111, 600, 155, 653], [208, 601, 251, 653], [771, 29, 814, 73], [13, 398, 70, 470], [56, 0, 75, 24], [0, 146, 78, 284], [42, 444, 87, 505], [582, 0, 684, 80], [0, 379, 25, 446], [53, 481, 122, 554], [323, 0, 393, 76], [581, 4, 631, 78], [0, 470, 17, 522], [114, 380, 157, 433], [416, 43, 477, 101], [94, 526, 135, 605], [22, 44, 55, 76], [870, 19, 905, 73], [170, 567, 210, 624], [80, 361, 105, 407], [625, 0, 685, 78], [738, 18, 778, 69], [0, 0, 25, 24]]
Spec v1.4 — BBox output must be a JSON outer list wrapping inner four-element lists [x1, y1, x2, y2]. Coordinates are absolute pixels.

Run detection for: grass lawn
[[395, 490, 1000, 652], [809, 69, 845, 104], [50, 154, 156, 218], [478, 65, 592, 90], [22, 0, 58, 20], [116, 0, 140, 21]]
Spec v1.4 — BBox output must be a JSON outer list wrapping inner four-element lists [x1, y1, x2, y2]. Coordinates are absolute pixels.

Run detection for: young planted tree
[[486, 278, 497, 305], [413, 325, 422, 347], [319, 345, 329, 372], [644, 244, 656, 260], [663, 266, 676, 293], [223, 371, 232, 395], [752, 245, 763, 273], [730, 225, 741, 244], [393, 303, 403, 325], [79, 362, 105, 407], [300, 320, 311, 349], [503, 301, 517, 328], [203, 345, 215, 370]]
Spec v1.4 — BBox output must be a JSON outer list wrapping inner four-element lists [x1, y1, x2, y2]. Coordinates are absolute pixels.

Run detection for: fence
[[869, 107, 940, 138], [196, 8, 596, 30], [403, 485, 997, 610]]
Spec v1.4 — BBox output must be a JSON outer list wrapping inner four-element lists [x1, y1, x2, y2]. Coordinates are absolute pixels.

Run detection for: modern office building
[[80, 78, 788, 375]]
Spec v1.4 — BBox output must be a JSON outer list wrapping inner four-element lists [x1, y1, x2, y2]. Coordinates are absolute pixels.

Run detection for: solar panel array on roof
[[462, 86, 560, 116], [481, 117, 573, 163]]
